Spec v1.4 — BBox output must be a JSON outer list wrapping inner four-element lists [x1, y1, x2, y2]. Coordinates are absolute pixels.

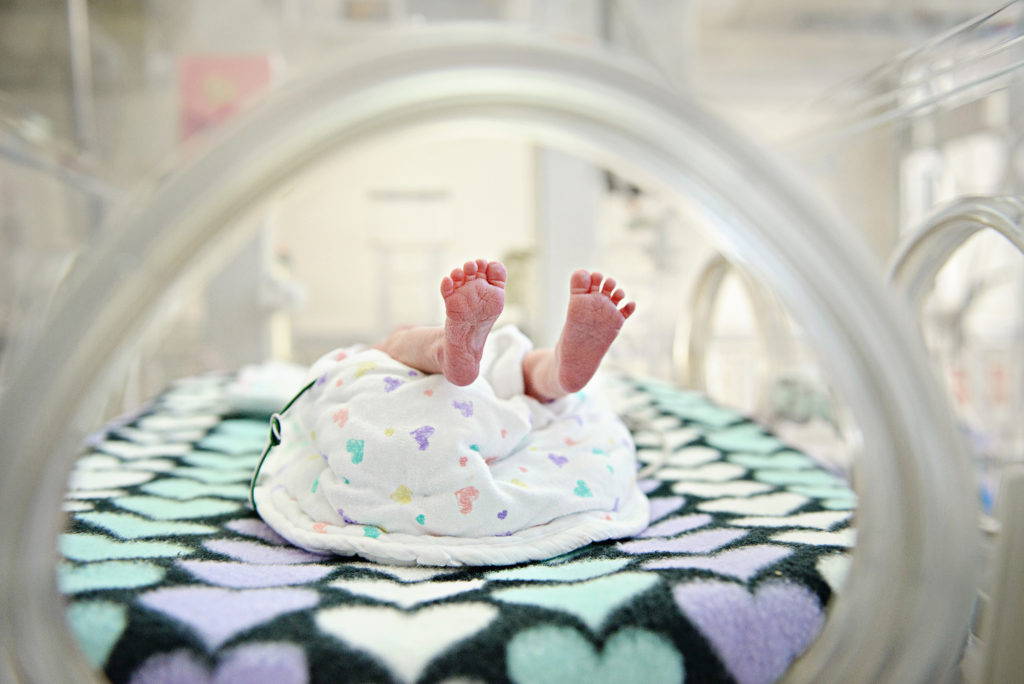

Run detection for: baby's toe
[[570, 269, 590, 294], [486, 261, 507, 288]]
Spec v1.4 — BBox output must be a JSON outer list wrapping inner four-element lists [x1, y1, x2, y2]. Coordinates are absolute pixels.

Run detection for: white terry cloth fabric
[[251, 325, 650, 566]]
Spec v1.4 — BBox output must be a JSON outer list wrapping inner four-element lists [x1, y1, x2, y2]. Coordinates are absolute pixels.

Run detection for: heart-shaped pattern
[[60, 533, 192, 561], [643, 544, 793, 581], [664, 446, 720, 467], [390, 485, 413, 504], [617, 528, 747, 556], [753, 469, 845, 487], [636, 514, 712, 538], [345, 562, 457, 583], [491, 573, 659, 632], [95, 441, 191, 459], [203, 539, 326, 564], [647, 496, 686, 522], [129, 642, 308, 684], [671, 481, 774, 498], [656, 462, 746, 483], [771, 529, 855, 547], [506, 625, 684, 684], [141, 478, 250, 501], [178, 560, 333, 588], [58, 560, 165, 593], [172, 466, 253, 484], [698, 492, 808, 516], [705, 425, 783, 454], [113, 495, 242, 520], [728, 511, 850, 530], [198, 433, 266, 455], [316, 603, 498, 682], [486, 558, 631, 583], [68, 469, 155, 491], [76, 454, 176, 472], [76, 512, 218, 540], [185, 452, 261, 470], [728, 452, 814, 470], [225, 518, 289, 545], [65, 601, 127, 668], [329, 579, 484, 608], [673, 580, 823, 684], [816, 553, 851, 592], [139, 586, 318, 650]]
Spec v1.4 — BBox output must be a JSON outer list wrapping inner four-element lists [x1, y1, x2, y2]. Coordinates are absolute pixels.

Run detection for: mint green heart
[[196, 433, 266, 455], [60, 533, 192, 561], [487, 559, 630, 583], [172, 467, 253, 484], [573, 480, 593, 498], [492, 573, 659, 631], [66, 600, 128, 667], [415, 514, 426, 525], [113, 495, 241, 520], [754, 469, 844, 487], [58, 560, 165, 593], [76, 512, 216, 539], [706, 424, 784, 454], [184, 452, 260, 470], [728, 452, 814, 470], [789, 485, 855, 500], [507, 625, 684, 684], [217, 419, 272, 438], [141, 478, 249, 501], [658, 400, 740, 428]]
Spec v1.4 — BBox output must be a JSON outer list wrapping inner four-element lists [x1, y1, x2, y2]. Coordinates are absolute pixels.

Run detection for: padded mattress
[[60, 373, 855, 683]]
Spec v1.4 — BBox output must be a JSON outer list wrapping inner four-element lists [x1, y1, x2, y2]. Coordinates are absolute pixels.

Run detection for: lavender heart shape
[[130, 642, 308, 683], [548, 453, 569, 468], [672, 579, 824, 684], [383, 377, 404, 393], [452, 400, 474, 417], [138, 586, 318, 650]]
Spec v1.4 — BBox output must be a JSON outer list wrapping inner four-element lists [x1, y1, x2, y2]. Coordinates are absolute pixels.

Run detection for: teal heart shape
[[113, 495, 241, 520], [492, 573, 659, 631], [141, 478, 249, 501], [185, 451, 261, 470], [60, 533, 192, 561], [706, 424, 784, 454], [573, 480, 593, 498], [506, 625, 683, 684], [197, 433, 267, 455], [76, 512, 217, 539], [788, 485, 855, 500], [728, 452, 814, 470], [58, 560, 165, 593], [172, 467, 253, 484], [217, 419, 272, 438], [66, 600, 128, 667]]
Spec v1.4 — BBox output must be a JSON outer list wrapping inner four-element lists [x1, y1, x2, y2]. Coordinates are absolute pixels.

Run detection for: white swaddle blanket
[[251, 325, 650, 566]]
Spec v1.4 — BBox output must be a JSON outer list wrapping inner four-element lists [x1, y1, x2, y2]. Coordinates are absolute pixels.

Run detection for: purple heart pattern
[[60, 372, 854, 682]]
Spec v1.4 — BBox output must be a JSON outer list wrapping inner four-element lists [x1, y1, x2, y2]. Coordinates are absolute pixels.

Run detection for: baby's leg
[[523, 270, 635, 401], [375, 259, 506, 386]]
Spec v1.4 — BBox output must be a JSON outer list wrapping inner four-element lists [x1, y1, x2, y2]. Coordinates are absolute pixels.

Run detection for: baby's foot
[[555, 270, 636, 393], [439, 259, 507, 385]]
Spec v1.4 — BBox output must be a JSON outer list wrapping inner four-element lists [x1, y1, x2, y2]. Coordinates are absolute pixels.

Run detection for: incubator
[[0, 3, 1019, 683]]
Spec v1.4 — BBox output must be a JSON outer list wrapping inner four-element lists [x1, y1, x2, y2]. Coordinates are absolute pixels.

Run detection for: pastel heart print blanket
[[251, 325, 651, 566]]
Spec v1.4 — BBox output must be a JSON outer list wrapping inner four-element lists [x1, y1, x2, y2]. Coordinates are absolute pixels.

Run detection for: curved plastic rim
[[0, 27, 978, 683], [673, 252, 794, 418], [889, 196, 1024, 312]]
